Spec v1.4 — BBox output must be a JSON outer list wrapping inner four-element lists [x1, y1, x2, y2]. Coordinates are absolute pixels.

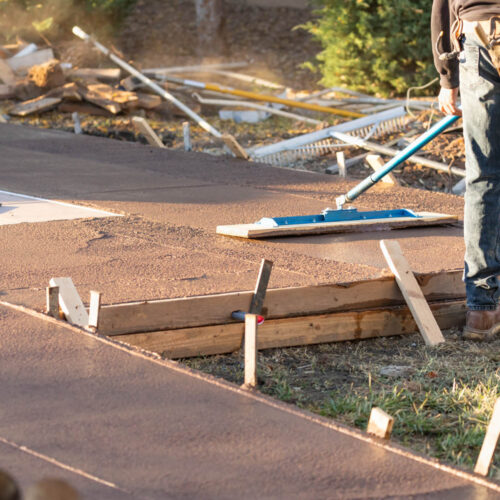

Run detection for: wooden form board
[[216, 212, 458, 239], [380, 240, 445, 346], [114, 299, 466, 359], [92, 270, 465, 336]]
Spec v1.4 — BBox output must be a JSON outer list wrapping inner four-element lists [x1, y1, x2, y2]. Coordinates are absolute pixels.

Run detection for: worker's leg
[[460, 33, 500, 310]]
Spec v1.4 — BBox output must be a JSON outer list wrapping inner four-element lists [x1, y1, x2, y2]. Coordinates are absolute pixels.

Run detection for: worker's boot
[[463, 306, 500, 340]]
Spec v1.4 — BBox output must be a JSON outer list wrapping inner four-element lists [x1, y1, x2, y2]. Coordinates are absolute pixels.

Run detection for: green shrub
[[302, 0, 436, 96]]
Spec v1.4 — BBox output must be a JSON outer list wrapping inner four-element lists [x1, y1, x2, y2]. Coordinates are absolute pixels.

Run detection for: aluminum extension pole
[[335, 113, 461, 208], [72, 26, 223, 139]]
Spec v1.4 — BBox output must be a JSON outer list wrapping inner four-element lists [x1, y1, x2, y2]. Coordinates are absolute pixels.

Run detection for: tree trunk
[[194, 0, 225, 57]]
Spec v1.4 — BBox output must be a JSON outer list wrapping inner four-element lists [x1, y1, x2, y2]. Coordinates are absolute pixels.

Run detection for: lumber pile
[[0, 42, 162, 118]]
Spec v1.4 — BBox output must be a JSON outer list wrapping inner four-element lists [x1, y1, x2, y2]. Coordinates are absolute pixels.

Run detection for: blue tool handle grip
[[344, 113, 460, 203]]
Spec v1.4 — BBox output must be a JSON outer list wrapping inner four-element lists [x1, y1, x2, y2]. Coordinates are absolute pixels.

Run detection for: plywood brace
[[89, 269, 465, 336]]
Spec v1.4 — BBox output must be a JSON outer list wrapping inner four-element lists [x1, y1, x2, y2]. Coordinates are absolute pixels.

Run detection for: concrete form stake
[[475, 397, 500, 476], [46, 286, 60, 318], [367, 407, 394, 439], [336, 152, 346, 178], [183, 121, 192, 152], [244, 313, 258, 388], [72, 112, 82, 134]]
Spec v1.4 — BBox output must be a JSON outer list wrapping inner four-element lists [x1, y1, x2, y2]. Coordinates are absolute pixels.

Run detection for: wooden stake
[[46, 286, 59, 318], [249, 259, 273, 315], [380, 240, 445, 346], [132, 117, 165, 148], [72, 112, 82, 134], [183, 121, 192, 151], [336, 152, 346, 178], [48, 277, 89, 328], [475, 398, 500, 476], [366, 155, 399, 185], [221, 134, 249, 160], [244, 313, 258, 388], [88, 291, 102, 330], [367, 407, 394, 439]]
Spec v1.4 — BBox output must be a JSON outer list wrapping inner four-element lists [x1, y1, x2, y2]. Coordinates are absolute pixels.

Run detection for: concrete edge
[[2, 299, 499, 494]]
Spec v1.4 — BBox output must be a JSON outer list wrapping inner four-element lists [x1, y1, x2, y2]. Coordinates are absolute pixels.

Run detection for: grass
[[182, 329, 500, 478]]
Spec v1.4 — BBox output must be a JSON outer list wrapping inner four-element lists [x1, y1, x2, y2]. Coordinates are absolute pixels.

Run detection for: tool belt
[[462, 17, 500, 76]]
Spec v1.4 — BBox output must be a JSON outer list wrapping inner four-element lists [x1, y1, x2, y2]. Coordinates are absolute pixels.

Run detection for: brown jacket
[[432, 0, 500, 88]]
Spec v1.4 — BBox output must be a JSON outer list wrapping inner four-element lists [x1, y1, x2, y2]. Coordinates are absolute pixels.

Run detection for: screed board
[[216, 212, 458, 239]]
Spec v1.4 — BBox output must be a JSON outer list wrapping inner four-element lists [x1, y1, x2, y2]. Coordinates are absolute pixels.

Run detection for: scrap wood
[[9, 95, 62, 116], [73, 26, 246, 156], [46, 82, 82, 101], [27, 59, 65, 89], [59, 101, 112, 117], [77, 85, 122, 114], [67, 67, 121, 81], [0, 84, 14, 100], [125, 92, 161, 110], [7, 48, 54, 74]]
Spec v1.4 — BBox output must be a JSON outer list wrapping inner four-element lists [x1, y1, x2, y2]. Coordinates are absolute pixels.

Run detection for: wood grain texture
[[97, 270, 465, 335], [114, 300, 466, 358], [367, 407, 394, 439], [49, 277, 89, 327], [216, 212, 458, 239], [475, 398, 500, 476], [380, 240, 445, 346]]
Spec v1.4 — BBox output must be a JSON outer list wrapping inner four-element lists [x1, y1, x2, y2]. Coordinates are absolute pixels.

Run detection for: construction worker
[[432, 1, 500, 340]]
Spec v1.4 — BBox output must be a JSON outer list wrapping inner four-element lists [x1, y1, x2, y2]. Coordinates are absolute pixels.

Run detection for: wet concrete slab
[[0, 304, 497, 499], [0, 123, 465, 310]]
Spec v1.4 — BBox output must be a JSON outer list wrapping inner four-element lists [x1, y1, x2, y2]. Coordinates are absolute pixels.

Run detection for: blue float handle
[[340, 113, 460, 205]]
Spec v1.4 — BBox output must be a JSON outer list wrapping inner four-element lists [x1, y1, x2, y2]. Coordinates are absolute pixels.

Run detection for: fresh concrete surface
[[0, 123, 486, 498], [1, 304, 497, 499], [0, 189, 118, 226], [0, 123, 465, 311]]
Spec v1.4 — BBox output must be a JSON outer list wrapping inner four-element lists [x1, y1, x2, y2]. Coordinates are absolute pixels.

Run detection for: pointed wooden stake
[[88, 291, 102, 329], [366, 155, 399, 185], [243, 313, 258, 388], [132, 117, 165, 148], [46, 286, 60, 318], [475, 398, 500, 476], [380, 240, 445, 346]]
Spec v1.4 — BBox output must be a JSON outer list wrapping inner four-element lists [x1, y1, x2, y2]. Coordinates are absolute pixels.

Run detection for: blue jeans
[[460, 33, 500, 310]]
